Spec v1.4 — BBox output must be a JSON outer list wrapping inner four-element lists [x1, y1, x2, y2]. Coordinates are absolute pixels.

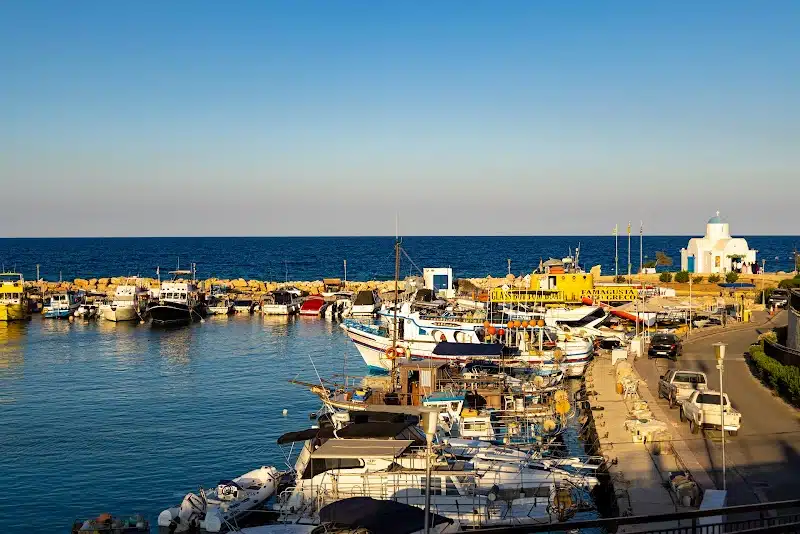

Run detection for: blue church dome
[[708, 211, 723, 224]]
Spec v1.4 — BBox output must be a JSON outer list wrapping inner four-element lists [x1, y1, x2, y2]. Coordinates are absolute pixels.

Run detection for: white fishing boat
[[341, 316, 592, 376], [43, 291, 82, 319], [207, 296, 234, 315], [100, 282, 149, 322], [158, 466, 282, 532], [262, 290, 301, 315], [350, 289, 381, 316]]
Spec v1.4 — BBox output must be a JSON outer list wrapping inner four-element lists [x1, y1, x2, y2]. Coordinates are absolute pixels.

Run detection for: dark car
[[648, 333, 682, 360], [769, 288, 790, 309]]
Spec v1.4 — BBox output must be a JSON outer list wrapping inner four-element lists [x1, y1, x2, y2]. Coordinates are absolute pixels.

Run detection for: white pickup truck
[[680, 390, 741, 436], [658, 370, 708, 409]]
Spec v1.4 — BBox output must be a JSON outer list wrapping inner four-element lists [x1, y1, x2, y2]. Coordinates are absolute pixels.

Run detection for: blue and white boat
[[43, 291, 82, 318]]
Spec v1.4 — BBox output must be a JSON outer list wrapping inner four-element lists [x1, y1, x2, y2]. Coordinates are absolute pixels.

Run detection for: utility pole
[[614, 224, 619, 278], [715, 342, 727, 492]]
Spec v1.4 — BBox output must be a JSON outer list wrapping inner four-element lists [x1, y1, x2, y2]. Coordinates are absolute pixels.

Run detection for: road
[[634, 311, 800, 505]]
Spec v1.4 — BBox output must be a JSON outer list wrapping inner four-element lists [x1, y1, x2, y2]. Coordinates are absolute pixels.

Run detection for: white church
[[680, 212, 757, 274]]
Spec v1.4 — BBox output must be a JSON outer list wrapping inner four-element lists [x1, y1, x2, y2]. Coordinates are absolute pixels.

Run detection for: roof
[[424, 391, 467, 402], [318, 497, 452, 534], [311, 438, 414, 459], [708, 215, 722, 224], [432, 342, 504, 357], [395, 358, 448, 369]]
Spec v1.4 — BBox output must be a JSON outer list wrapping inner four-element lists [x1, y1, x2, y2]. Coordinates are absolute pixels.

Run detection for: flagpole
[[627, 221, 631, 279], [614, 224, 619, 278], [639, 221, 643, 276]]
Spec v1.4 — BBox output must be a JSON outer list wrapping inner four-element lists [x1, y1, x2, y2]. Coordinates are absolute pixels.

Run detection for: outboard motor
[[175, 492, 206, 530]]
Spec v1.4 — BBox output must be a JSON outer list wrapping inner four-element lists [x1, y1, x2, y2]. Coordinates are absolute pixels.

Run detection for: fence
[[468, 498, 800, 534]]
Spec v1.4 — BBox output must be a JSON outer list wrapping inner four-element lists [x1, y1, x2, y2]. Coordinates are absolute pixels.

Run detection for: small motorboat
[[158, 466, 281, 533], [207, 296, 234, 315], [71, 513, 148, 533], [233, 297, 256, 314], [299, 296, 325, 316]]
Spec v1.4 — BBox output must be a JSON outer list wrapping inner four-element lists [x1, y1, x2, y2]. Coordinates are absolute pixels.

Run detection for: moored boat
[[149, 266, 207, 327], [0, 272, 30, 321], [158, 466, 283, 532], [71, 513, 148, 533], [299, 295, 325, 316], [262, 290, 301, 315], [350, 289, 381, 316], [100, 281, 150, 322], [43, 291, 82, 319]]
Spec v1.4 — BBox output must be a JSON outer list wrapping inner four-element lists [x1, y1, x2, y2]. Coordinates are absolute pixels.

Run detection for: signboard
[[579, 287, 638, 302]]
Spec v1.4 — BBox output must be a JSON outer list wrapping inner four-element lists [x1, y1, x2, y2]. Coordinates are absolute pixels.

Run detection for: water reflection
[[0, 322, 26, 403], [156, 326, 193, 366]]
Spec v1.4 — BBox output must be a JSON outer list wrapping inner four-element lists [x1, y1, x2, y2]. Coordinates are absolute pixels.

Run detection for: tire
[[669, 394, 676, 409], [658, 388, 664, 399], [679, 408, 686, 422], [729, 430, 738, 437], [689, 419, 699, 434]]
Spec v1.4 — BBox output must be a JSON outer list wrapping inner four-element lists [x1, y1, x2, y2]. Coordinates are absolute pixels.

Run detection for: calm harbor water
[[0, 315, 360, 532], [0, 235, 798, 282]]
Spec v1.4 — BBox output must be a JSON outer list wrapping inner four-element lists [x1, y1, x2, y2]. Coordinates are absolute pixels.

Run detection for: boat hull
[[101, 305, 139, 322], [342, 323, 591, 376], [0, 303, 29, 321], [150, 303, 206, 326], [262, 304, 300, 315], [43, 307, 77, 319]]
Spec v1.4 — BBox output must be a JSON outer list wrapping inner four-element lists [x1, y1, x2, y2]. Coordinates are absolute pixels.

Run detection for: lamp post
[[714, 342, 727, 491], [689, 275, 693, 335], [422, 410, 438, 534]]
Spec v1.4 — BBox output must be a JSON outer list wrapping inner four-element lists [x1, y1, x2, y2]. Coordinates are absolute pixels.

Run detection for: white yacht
[[273, 420, 594, 528], [261, 290, 301, 315], [100, 282, 150, 322], [350, 289, 381, 316]]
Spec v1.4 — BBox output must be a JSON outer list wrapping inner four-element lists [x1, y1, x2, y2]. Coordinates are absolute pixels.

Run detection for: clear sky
[[2, 1, 798, 237]]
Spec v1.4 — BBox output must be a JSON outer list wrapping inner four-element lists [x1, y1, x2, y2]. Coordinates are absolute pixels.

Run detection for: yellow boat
[[0, 273, 30, 321]]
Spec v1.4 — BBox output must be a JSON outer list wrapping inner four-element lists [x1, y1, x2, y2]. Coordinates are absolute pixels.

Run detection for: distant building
[[680, 212, 757, 274]]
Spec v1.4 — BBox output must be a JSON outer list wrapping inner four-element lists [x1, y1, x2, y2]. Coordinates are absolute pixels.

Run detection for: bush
[[749, 344, 800, 406], [778, 276, 800, 289], [674, 271, 690, 283], [643, 260, 657, 269], [708, 273, 721, 283], [614, 275, 627, 283], [692, 276, 704, 284], [725, 271, 740, 284], [659, 272, 673, 283]]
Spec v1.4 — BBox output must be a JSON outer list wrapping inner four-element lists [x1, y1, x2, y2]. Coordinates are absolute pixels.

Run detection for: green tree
[[725, 271, 739, 284], [692, 276, 704, 284], [708, 274, 721, 283], [659, 272, 673, 283], [674, 271, 690, 283]]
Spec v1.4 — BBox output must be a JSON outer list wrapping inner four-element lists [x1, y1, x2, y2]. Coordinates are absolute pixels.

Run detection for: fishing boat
[[207, 296, 234, 315], [148, 266, 207, 327], [299, 295, 325, 316], [261, 290, 301, 315], [158, 466, 283, 533], [233, 296, 257, 314], [100, 282, 150, 322], [350, 289, 381, 316], [43, 291, 82, 318], [0, 272, 30, 321], [74, 292, 104, 319]]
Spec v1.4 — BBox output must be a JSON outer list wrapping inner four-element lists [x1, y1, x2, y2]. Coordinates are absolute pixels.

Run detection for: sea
[[1, 235, 798, 533], [0, 235, 798, 282]]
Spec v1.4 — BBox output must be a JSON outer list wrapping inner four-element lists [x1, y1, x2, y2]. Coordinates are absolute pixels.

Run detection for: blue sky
[[2, 1, 798, 236]]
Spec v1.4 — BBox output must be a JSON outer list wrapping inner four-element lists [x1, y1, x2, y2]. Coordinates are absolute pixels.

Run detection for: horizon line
[[1, 233, 799, 240]]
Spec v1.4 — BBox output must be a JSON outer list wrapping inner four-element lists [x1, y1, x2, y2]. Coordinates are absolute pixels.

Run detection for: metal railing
[[466, 498, 800, 533]]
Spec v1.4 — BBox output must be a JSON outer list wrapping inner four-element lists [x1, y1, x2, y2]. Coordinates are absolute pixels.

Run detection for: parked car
[[648, 333, 682, 360], [658, 370, 708, 408], [679, 390, 741, 436], [769, 288, 790, 309]]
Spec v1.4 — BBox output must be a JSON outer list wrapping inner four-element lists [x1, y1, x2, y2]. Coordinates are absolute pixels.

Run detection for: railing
[[467, 498, 800, 534]]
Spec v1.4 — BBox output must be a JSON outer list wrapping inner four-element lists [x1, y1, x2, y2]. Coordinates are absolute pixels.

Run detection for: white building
[[423, 267, 455, 298], [680, 212, 757, 274]]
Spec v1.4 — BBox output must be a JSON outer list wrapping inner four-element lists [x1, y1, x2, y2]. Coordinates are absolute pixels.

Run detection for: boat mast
[[392, 214, 400, 391]]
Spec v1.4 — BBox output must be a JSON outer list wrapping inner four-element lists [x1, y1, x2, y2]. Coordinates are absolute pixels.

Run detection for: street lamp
[[714, 342, 727, 492]]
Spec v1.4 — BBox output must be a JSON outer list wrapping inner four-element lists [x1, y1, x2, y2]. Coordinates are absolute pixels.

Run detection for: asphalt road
[[634, 311, 800, 506]]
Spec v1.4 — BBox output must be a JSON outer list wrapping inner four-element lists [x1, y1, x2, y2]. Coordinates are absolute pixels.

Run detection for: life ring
[[385, 347, 396, 359]]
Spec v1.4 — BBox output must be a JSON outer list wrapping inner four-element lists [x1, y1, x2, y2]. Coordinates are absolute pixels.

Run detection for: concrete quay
[[586, 351, 715, 531]]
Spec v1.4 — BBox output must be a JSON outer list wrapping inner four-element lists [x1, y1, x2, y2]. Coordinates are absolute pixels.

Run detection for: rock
[[98, 278, 110, 286], [231, 278, 248, 289], [73, 278, 89, 288]]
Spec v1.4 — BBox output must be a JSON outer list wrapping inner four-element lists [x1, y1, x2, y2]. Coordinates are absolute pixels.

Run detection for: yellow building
[[0, 273, 30, 321], [491, 272, 639, 305]]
